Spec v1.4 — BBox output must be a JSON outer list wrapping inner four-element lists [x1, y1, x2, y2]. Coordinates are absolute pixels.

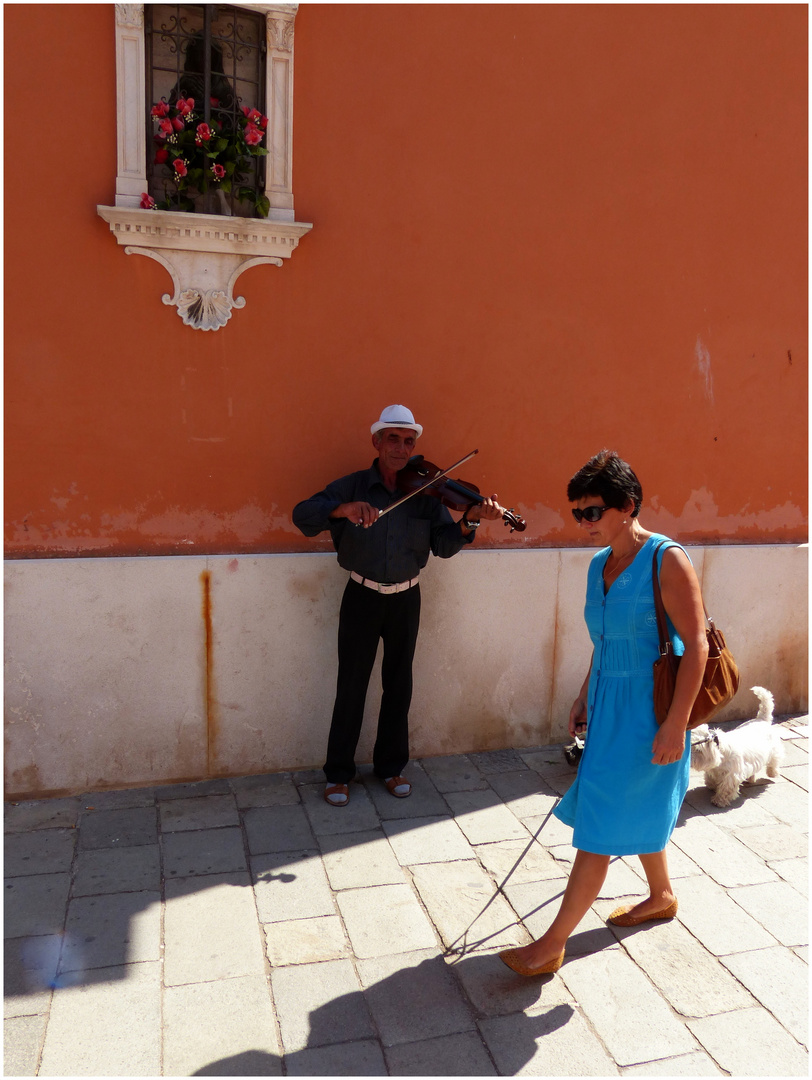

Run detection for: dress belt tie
[[350, 571, 419, 595]]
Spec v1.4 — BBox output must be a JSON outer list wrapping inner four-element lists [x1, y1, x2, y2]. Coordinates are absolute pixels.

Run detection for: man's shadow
[[193, 952, 573, 1076]]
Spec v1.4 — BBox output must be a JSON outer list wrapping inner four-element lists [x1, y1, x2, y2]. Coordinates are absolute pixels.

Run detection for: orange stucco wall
[[5, 4, 807, 558]]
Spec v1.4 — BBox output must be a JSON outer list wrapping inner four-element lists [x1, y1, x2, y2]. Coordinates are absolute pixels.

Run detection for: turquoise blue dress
[[554, 534, 691, 855]]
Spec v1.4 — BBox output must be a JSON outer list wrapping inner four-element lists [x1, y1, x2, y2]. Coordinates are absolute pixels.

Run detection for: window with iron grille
[[146, 4, 267, 216]]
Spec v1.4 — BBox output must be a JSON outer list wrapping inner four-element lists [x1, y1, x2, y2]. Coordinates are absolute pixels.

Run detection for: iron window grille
[[146, 4, 267, 216]]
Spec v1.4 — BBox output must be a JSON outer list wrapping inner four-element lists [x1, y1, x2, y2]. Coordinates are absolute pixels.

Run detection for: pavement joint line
[[4, 720, 807, 1075]]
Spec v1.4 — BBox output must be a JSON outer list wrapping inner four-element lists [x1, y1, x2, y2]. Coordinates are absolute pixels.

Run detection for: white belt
[[350, 571, 419, 595]]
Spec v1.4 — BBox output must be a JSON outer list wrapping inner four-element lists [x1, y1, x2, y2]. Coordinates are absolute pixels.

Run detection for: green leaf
[[256, 195, 271, 218], [220, 178, 232, 194]]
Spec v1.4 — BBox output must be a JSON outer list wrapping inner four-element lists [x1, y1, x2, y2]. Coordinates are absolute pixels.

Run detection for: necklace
[[606, 534, 642, 576]]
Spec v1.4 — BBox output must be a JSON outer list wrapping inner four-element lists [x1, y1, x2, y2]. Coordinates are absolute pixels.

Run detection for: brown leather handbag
[[651, 542, 739, 728]]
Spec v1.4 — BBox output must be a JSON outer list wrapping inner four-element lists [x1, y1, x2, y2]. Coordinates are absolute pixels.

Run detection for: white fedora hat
[[370, 404, 423, 439]]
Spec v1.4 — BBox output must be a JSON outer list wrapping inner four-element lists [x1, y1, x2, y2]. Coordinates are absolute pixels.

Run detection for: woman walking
[[501, 450, 708, 976]]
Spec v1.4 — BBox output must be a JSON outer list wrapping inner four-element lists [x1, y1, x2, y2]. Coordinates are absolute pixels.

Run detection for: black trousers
[[324, 578, 421, 784]]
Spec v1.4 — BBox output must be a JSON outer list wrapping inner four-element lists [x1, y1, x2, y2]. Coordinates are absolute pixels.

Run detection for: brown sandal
[[324, 783, 349, 807], [384, 776, 412, 798]]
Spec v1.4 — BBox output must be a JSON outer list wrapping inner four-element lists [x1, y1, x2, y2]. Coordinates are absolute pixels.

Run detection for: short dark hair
[[567, 450, 642, 518]]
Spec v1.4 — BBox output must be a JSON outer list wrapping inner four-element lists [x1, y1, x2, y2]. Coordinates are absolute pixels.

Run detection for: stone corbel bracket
[[97, 206, 312, 330]]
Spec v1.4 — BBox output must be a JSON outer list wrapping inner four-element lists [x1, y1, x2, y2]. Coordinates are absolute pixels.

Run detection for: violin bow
[[372, 449, 479, 523]]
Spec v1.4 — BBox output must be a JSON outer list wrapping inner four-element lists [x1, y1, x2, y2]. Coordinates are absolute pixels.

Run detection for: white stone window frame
[[98, 3, 312, 331]]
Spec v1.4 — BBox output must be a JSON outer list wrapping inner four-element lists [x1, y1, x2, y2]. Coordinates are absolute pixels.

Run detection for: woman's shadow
[[193, 952, 574, 1076]]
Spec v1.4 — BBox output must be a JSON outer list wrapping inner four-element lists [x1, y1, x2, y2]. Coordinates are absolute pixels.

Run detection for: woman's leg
[[505, 849, 610, 969], [627, 849, 677, 917]]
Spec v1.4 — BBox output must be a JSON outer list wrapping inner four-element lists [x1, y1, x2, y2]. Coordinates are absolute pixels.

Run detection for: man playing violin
[[293, 404, 502, 807]]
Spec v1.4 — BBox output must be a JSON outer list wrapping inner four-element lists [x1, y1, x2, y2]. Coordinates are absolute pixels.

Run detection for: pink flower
[[244, 122, 263, 146], [154, 146, 169, 164], [195, 123, 212, 143], [210, 96, 220, 107], [211, 163, 226, 179], [158, 118, 174, 136], [175, 96, 194, 116], [173, 158, 188, 177], [151, 100, 170, 118], [171, 116, 184, 132], [140, 193, 156, 209], [242, 107, 262, 125]]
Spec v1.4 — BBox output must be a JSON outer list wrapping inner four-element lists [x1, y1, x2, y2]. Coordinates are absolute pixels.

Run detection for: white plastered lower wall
[[4, 545, 808, 798]]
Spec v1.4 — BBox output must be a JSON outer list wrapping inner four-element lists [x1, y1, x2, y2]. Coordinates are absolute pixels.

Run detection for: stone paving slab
[[356, 948, 476, 1046], [229, 771, 300, 809], [720, 945, 809, 1046], [162, 973, 281, 1076], [3, 728, 808, 1076], [252, 850, 335, 923], [163, 872, 266, 985], [77, 806, 157, 850], [384, 1029, 497, 1075], [264, 913, 351, 966], [361, 763, 450, 820], [727, 879, 808, 946], [473, 836, 566, 885], [299, 781, 381, 837], [418, 753, 490, 792], [559, 949, 698, 1065], [672, 874, 779, 955], [286, 1039, 385, 1076], [158, 793, 239, 831], [336, 883, 437, 958], [60, 891, 161, 972], [318, 828, 406, 890], [478, 1004, 619, 1075], [71, 844, 161, 896], [443, 790, 529, 844], [4, 798, 81, 833], [243, 804, 316, 854], [686, 1006, 809, 1076], [39, 960, 162, 1077], [768, 855, 809, 895], [622, 1051, 724, 1075], [4, 830, 76, 877], [383, 814, 473, 865], [732, 821, 808, 861], [4, 1013, 49, 1078], [4, 936, 60, 1019], [4, 873, 71, 939], [614, 916, 756, 1017], [271, 958, 374, 1053], [671, 813, 780, 887], [162, 825, 247, 877], [411, 860, 530, 951]]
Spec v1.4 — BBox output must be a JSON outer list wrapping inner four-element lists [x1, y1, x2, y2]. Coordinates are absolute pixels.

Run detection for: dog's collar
[[692, 732, 719, 748]]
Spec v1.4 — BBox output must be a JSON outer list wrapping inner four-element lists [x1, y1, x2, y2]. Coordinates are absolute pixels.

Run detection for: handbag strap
[[651, 539, 714, 660], [651, 541, 672, 658]]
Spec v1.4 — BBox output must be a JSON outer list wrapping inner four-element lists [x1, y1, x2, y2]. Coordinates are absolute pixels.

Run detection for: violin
[[395, 455, 527, 533]]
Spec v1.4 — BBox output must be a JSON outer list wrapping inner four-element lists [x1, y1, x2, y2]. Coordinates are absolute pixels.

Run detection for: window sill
[[97, 205, 312, 330]]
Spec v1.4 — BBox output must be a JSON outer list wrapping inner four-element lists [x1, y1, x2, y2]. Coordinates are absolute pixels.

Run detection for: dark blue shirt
[[292, 460, 474, 583]]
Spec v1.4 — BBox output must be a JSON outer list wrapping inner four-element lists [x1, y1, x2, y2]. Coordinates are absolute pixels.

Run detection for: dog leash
[[443, 801, 561, 958]]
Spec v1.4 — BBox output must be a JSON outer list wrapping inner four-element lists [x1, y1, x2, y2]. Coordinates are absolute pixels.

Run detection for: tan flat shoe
[[608, 899, 678, 926], [498, 948, 565, 977]]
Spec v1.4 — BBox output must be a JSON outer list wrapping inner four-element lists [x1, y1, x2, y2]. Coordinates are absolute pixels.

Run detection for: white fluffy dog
[[690, 686, 784, 807]]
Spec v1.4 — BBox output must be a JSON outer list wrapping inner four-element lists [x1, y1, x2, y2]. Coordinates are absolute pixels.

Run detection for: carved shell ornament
[[175, 289, 237, 332]]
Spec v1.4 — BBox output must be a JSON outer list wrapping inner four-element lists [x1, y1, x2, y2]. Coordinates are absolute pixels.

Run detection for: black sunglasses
[[571, 505, 615, 524]]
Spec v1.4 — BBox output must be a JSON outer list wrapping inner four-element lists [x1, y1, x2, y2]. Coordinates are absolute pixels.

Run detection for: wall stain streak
[[200, 570, 217, 776]]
